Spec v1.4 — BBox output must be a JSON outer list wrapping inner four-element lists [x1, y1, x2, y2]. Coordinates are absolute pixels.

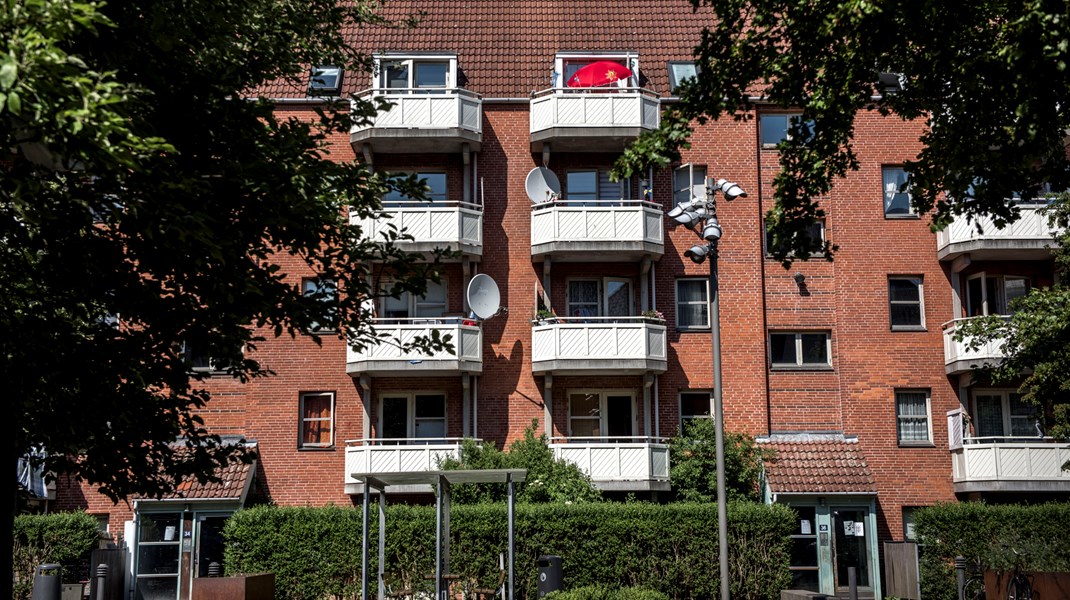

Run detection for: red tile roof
[[164, 459, 256, 500], [258, 1, 717, 98], [758, 436, 877, 494]]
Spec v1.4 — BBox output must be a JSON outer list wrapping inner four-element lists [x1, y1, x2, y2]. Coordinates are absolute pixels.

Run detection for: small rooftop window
[[668, 61, 699, 93], [309, 66, 343, 95]]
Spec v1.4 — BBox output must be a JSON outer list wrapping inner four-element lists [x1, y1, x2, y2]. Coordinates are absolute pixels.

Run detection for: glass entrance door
[[832, 508, 870, 592]]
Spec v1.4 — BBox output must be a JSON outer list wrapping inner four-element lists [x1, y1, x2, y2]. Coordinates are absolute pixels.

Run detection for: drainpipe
[[542, 258, 552, 308], [653, 374, 660, 439], [462, 374, 471, 438], [643, 374, 654, 437], [462, 257, 472, 314], [462, 143, 471, 204], [543, 374, 554, 437], [640, 256, 652, 312], [359, 374, 372, 440], [473, 376, 479, 439]]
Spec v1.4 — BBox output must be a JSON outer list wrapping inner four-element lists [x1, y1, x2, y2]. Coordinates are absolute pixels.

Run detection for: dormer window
[[375, 55, 457, 92], [554, 52, 638, 89], [668, 61, 699, 93], [309, 65, 343, 95]]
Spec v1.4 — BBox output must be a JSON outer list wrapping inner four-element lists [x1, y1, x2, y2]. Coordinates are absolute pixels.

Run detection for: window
[[788, 506, 820, 591], [379, 393, 446, 443], [566, 171, 598, 202], [679, 391, 711, 427], [308, 65, 343, 94], [676, 279, 709, 329], [895, 389, 932, 445], [182, 342, 216, 372], [902, 507, 919, 541], [303, 277, 337, 332], [765, 220, 825, 257], [668, 61, 699, 92], [381, 280, 447, 319], [760, 113, 812, 146], [974, 391, 1038, 438], [383, 172, 448, 204], [299, 392, 334, 448], [567, 391, 635, 440], [883, 167, 914, 217], [556, 53, 637, 89], [889, 276, 924, 330], [566, 278, 634, 318], [965, 273, 1030, 316], [377, 56, 454, 91], [674, 164, 707, 205], [769, 332, 831, 368], [563, 168, 630, 203]]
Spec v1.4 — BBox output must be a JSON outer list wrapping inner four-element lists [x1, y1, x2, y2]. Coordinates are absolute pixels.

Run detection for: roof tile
[[758, 437, 877, 494]]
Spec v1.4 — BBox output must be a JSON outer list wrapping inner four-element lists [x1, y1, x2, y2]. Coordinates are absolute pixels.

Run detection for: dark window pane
[[889, 278, 920, 302], [791, 537, 819, 567], [790, 569, 820, 592], [381, 397, 408, 440], [138, 545, 180, 575], [890, 305, 922, 326], [800, 334, 828, 364], [770, 334, 796, 364], [794, 506, 816, 535], [414, 62, 447, 88], [415, 394, 445, 418], [139, 514, 180, 543], [680, 392, 710, 420], [761, 114, 789, 145]]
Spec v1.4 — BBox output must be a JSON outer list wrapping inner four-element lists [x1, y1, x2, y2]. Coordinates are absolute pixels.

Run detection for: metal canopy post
[[361, 485, 372, 600], [378, 490, 387, 600], [435, 475, 444, 600], [507, 473, 515, 600]]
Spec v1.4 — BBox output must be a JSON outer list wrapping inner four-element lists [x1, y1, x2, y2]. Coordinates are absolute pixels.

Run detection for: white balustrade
[[942, 318, 1008, 371], [344, 439, 469, 484], [936, 204, 1058, 250], [530, 200, 663, 248], [347, 319, 481, 368], [531, 319, 667, 371], [951, 439, 1070, 485], [351, 89, 482, 133], [529, 88, 660, 133], [550, 438, 670, 483], [354, 201, 482, 250]]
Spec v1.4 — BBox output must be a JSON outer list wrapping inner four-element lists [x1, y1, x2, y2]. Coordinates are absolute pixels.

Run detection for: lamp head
[[701, 220, 723, 242], [684, 243, 712, 263], [720, 180, 747, 201], [671, 205, 707, 226]]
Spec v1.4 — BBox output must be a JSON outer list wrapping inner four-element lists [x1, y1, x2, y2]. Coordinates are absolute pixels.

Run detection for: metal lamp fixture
[[663, 174, 747, 600]]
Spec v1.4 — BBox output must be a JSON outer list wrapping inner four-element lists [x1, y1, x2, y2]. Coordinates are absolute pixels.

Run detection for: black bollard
[[95, 564, 108, 600], [955, 556, 966, 600]]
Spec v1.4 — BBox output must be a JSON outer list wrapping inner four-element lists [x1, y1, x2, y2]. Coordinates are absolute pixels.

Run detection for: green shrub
[[225, 501, 792, 600], [669, 419, 769, 502], [915, 502, 1070, 600], [545, 584, 670, 600], [13, 512, 100, 600]]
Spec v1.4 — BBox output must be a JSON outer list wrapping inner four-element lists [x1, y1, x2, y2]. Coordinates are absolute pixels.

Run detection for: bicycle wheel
[[964, 576, 986, 600], [1006, 574, 1031, 600]]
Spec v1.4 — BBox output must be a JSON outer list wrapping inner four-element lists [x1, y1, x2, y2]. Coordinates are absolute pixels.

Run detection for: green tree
[[669, 419, 768, 502], [1, 0, 443, 594], [955, 194, 1070, 448], [615, 0, 1070, 264], [439, 421, 602, 504]]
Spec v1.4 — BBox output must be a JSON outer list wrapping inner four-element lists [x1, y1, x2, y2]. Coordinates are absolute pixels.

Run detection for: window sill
[[677, 327, 712, 333], [898, 442, 935, 448], [884, 214, 920, 220], [769, 365, 834, 372], [890, 325, 927, 332], [298, 446, 336, 452]]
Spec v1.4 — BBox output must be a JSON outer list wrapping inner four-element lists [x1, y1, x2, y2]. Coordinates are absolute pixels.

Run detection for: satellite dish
[[467, 274, 502, 320], [525, 167, 562, 203]]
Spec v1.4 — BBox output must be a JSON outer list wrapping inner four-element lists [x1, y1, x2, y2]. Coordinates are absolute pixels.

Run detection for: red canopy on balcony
[[566, 61, 632, 88]]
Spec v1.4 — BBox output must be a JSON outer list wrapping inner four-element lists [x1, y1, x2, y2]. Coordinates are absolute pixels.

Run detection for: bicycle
[[1005, 548, 1033, 600], [962, 556, 986, 600]]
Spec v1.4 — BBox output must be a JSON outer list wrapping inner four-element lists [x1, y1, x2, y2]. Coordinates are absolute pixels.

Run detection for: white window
[[379, 393, 447, 443], [673, 164, 707, 205], [299, 392, 334, 448], [974, 391, 1038, 438], [965, 273, 1030, 316], [303, 277, 337, 332], [895, 389, 932, 445], [667, 62, 699, 92], [883, 166, 914, 217], [566, 278, 634, 319], [567, 391, 636, 440], [769, 332, 831, 368], [889, 276, 924, 330], [381, 280, 447, 320], [309, 65, 343, 94], [764, 220, 825, 257], [760, 113, 811, 146], [679, 391, 712, 428], [383, 172, 448, 204], [675, 279, 709, 329], [376, 56, 455, 91], [555, 53, 637, 89]]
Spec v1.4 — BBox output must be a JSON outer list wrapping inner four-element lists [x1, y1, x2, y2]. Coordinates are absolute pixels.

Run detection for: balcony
[[550, 437, 670, 491], [350, 89, 482, 154], [936, 205, 1058, 261], [531, 318, 667, 375], [347, 319, 482, 377], [530, 200, 663, 261], [354, 201, 482, 258], [344, 438, 469, 494], [529, 88, 660, 152], [942, 318, 1008, 375], [951, 438, 1070, 494]]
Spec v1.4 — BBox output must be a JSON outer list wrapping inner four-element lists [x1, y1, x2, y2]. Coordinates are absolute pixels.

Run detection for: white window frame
[[964, 272, 1030, 317], [373, 55, 457, 91], [883, 166, 916, 217], [888, 276, 925, 330], [894, 389, 932, 446], [377, 392, 447, 442], [299, 392, 335, 448], [972, 390, 1038, 438], [679, 391, 712, 428], [667, 61, 699, 93], [768, 331, 832, 368], [566, 277, 635, 319], [673, 163, 707, 205], [379, 279, 448, 320], [553, 51, 638, 90], [675, 278, 710, 330], [566, 390, 637, 439], [309, 65, 343, 94]]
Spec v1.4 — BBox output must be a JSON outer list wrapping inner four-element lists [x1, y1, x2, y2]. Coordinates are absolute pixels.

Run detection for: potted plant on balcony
[[641, 309, 665, 323], [533, 308, 557, 325]]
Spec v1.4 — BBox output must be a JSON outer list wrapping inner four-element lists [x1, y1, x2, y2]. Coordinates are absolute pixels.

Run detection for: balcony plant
[[641, 309, 665, 323], [534, 308, 558, 325]]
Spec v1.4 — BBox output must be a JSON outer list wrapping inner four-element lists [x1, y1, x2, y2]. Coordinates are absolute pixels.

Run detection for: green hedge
[[915, 502, 1070, 600], [544, 585, 670, 600], [225, 502, 793, 600], [13, 512, 100, 600]]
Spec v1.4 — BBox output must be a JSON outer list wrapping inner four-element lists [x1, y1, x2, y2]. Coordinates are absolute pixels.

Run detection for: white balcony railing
[[351, 88, 482, 134], [346, 319, 482, 374], [550, 437, 670, 486], [354, 201, 482, 254], [531, 318, 667, 374], [530, 200, 663, 255], [530, 88, 660, 134], [942, 317, 1008, 373], [951, 438, 1070, 489], [936, 204, 1059, 259], [344, 438, 469, 487]]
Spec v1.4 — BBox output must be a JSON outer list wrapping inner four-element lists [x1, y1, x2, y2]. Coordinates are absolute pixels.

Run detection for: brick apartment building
[[52, 2, 1067, 599]]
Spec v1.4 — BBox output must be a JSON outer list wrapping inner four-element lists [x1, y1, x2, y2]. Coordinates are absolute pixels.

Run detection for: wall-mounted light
[[793, 272, 806, 285]]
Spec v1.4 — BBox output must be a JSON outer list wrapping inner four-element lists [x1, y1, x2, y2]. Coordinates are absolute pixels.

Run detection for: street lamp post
[[666, 177, 746, 600]]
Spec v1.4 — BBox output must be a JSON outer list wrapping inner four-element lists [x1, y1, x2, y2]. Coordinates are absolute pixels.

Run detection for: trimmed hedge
[[13, 512, 100, 600], [544, 585, 669, 600], [915, 502, 1070, 600], [225, 502, 793, 600]]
